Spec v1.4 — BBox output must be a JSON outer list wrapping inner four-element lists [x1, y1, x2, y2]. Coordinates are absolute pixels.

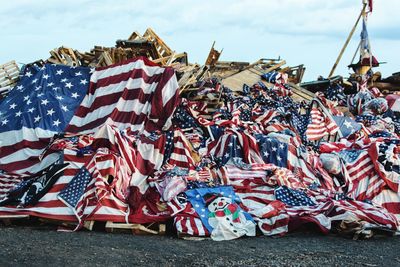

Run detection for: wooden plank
[[105, 221, 166, 235]]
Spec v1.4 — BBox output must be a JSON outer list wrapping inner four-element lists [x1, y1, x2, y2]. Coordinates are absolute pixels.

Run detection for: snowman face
[[208, 197, 232, 212]]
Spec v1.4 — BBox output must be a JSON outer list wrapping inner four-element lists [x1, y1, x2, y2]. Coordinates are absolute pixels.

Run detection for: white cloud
[[1, 0, 399, 81]]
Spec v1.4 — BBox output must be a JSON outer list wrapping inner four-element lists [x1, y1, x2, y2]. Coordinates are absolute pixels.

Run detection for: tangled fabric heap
[[1, 59, 400, 241]]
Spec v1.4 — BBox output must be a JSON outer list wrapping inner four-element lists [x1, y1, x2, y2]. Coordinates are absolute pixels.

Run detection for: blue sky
[[1, 0, 399, 81]]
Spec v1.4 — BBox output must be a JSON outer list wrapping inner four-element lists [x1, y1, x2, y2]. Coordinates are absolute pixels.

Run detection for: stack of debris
[[1, 28, 400, 241]]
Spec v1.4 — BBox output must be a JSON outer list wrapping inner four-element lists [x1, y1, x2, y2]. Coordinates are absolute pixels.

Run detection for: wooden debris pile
[[46, 28, 188, 68]]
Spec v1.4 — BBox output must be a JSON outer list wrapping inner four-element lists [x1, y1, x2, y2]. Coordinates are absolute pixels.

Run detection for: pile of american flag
[[1, 54, 400, 241]]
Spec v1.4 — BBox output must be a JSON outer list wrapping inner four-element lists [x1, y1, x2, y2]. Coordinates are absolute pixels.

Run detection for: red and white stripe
[[305, 105, 338, 141], [0, 127, 59, 174], [67, 57, 180, 135]]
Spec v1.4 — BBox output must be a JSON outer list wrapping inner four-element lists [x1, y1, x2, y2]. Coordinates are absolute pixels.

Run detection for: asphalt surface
[[0, 224, 399, 267]]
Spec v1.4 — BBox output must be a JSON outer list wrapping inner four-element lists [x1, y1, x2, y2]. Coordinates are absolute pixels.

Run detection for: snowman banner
[[186, 186, 256, 241]]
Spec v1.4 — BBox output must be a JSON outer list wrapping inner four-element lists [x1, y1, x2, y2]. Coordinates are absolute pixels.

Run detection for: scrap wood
[[105, 221, 166, 235], [0, 60, 20, 98], [205, 41, 222, 67], [38, 218, 95, 231]]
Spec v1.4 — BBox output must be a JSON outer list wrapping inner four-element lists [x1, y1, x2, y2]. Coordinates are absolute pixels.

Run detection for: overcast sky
[[1, 0, 399, 81]]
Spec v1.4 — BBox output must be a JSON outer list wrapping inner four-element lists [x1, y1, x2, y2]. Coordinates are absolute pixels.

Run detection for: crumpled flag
[[185, 186, 256, 241]]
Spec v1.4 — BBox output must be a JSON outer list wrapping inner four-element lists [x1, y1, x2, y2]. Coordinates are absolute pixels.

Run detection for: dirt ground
[[0, 224, 399, 267]]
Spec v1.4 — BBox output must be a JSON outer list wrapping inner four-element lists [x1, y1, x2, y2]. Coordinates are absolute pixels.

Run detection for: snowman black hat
[[204, 193, 223, 206]]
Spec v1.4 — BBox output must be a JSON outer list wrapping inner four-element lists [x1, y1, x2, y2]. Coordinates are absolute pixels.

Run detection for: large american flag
[[0, 64, 90, 174], [0, 58, 179, 222], [66, 57, 179, 135]]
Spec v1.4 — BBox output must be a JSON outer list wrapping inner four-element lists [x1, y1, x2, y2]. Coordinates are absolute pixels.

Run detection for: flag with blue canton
[[173, 106, 199, 129], [291, 111, 309, 138], [221, 135, 243, 165], [255, 134, 288, 168], [333, 116, 362, 138], [0, 64, 91, 173], [162, 131, 175, 164], [58, 166, 92, 210], [0, 64, 90, 133], [275, 186, 315, 206]]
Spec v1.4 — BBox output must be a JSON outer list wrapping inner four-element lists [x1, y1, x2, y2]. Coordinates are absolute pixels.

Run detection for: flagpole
[[328, 3, 367, 78]]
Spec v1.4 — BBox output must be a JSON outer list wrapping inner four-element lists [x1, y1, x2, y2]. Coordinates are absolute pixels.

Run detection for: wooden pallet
[[38, 218, 95, 231], [0, 60, 20, 97], [105, 221, 166, 235]]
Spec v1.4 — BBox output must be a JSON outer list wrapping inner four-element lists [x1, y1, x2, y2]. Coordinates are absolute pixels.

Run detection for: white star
[[47, 109, 55, 116], [53, 119, 61, 127], [61, 78, 68, 83], [228, 142, 233, 147], [35, 86, 42, 91], [279, 144, 285, 149], [25, 71, 32, 77], [224, 153, 230, 158], [56, 69, 64, 75], [26, 99, 32, 105], [263, 151, 269, 157], [47, 82, 54, 87], [9, 103, 17, 109], [15, 111, 22, 117], [43, 74, 50, 79], [28, 107, 35, 113], [75, 71, 82, 76], [344, 120, 353, 129], [80, 79, 88, 85], [56, 95, 64, 100], [272, 147, 277, 152], [34, 115, 41, 123], [41, 99, 49, 106], [23, 95, 30, 101], [1, 119, 9, 125], [31, 78, 38, 84], [71, 92, 79, 99], [65, 82, 73, 89], [37, 93, 44, 97], [277, 156, 282, 161], [61, 105, 68, 112], [16, 85, 24, 90]]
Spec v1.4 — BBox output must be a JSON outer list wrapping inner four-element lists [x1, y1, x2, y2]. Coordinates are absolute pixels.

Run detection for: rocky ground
[[0, 223, 399, 267]]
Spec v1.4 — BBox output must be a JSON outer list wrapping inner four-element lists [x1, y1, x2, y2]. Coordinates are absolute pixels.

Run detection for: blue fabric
[[275, 186, 315, 206], [185, 186, 253, 233], [255, 134, 288, 168], [0, 64, 90, 133]]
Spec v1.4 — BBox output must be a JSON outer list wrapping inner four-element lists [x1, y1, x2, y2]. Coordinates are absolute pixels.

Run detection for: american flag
[[0, 64, 90, 174], [274, 186, 315, 206], [66, 57, 180, 135], [305, 101, 339, 141], [256, 135, 288, 168], [338, 149, 385, 201]]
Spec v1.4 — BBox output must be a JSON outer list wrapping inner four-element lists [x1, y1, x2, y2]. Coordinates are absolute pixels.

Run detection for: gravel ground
[[0, 224, 399, 267]]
